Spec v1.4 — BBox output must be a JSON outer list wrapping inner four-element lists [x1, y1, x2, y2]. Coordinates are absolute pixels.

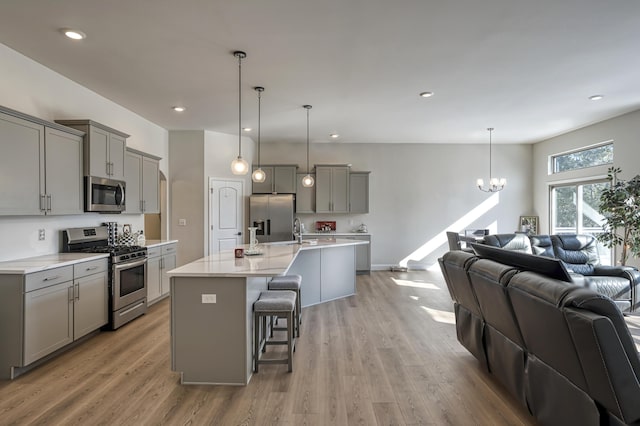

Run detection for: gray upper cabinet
[[252, 165, 297, 194], [315, 165, 350, 213], [349, 172, 370, 214], [0, 107, 83, 216], [45, 128, 84, 215], [295, 173, 315, 213], [124, 148, 160, 214], [55, 119, 129, 180]]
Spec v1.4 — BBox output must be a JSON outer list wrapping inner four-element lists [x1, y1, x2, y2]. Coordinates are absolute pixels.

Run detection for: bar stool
[[253, 290, 296, 373], [268, 274, 302, 337]]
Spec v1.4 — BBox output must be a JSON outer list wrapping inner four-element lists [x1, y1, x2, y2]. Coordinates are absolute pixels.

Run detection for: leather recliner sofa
[[439, 249, 640, 425], [482, 233, 639, 312]]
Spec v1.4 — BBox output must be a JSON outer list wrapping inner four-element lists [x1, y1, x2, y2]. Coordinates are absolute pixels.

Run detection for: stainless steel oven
[[111, 255, 147, 329], [63, 226, 147, 330]]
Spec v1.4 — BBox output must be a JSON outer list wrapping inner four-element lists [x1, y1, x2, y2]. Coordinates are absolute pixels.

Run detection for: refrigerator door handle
[[267, 219, 271, 236]]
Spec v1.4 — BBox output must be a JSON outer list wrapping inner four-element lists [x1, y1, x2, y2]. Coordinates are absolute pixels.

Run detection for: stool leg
[[287, 311, 293, 372], [262, 315, 267, 352], [296, 289, 302, 337], [254, 312, 260, 373]]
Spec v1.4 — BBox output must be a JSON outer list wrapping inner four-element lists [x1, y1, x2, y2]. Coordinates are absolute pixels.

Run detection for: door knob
[[237, 232, 242, 236]]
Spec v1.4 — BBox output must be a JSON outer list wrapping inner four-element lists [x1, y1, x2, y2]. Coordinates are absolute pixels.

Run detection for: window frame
[[550, 140, 614, 175]]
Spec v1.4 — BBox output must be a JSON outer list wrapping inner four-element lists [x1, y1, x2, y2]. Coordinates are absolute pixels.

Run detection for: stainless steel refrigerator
[[249, 194, 295, 243]]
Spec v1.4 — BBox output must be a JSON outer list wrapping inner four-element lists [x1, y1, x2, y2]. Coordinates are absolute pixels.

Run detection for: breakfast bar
[[167, 238, 368, 385]]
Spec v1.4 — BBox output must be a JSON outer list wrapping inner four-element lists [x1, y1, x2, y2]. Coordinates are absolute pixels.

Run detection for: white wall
[[168, 130, 254, 265], [260, 142, 533, 269], [532, 108, 640, 266], [0, 43, 168, 261]]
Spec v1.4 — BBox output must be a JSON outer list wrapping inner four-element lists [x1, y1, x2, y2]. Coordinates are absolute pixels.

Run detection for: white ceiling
[[1, 0, 640, 145]]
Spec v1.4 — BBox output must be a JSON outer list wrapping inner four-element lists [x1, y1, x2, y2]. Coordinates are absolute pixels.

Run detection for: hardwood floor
[[0, 269, 540, 425]]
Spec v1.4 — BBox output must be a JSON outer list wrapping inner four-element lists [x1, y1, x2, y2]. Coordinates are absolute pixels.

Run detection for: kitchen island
[[167, 238, 367, 385]]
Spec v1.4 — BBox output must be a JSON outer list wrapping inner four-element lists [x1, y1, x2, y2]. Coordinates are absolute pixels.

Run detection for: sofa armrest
[[593, 265, 639, 278], [592, 266, 640, 312]]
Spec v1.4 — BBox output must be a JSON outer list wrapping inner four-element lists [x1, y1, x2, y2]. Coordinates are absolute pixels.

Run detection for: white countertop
[[303, 232, 371, 236], [167, 238, 368, 278], [142, 239, 179, 248], [0, 253, 110, 274]]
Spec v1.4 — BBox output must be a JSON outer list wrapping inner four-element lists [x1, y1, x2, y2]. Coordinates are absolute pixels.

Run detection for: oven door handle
[[113, 257, 147, 272]]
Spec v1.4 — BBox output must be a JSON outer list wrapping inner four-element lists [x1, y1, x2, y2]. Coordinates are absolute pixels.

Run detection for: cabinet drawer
[[25, 266, 73, 292], [73, 258, 108, 279], [162, 243, 177, 255], [146, 246, 162, 258]]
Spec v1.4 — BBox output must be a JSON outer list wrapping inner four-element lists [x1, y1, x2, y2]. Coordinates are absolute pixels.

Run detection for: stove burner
[[79, 245, 144, 255]]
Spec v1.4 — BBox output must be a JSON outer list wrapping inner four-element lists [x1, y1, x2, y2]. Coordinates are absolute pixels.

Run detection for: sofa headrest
[[551, 234, 600, 274], [563, 289, 640, 372], [509, 271, 578, 307], [471, 243, 573, 282], [483, 233, 532, 254], [530, 235, 555, 257]]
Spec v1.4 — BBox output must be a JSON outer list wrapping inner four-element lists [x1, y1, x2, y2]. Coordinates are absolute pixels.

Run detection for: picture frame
[[122, 224, 132, 234], [519, 216, 539, 235]]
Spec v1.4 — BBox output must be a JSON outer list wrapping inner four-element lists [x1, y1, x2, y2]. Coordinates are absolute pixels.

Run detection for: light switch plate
[[178, 219, 187, 226], [38, 229, 45, 240], [201, 294, 216, 304]]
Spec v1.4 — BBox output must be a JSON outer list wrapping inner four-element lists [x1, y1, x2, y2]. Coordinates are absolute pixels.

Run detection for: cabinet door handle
[[106, 162, 111, 176], [75, 283, 80, 301], [85, 266, 98, 271], [43, 275, 61, 282], [140, 200, 144, 212], [68, 286, 74, 302], [47, 194, 52, 212], [40, 194, 46, 212]]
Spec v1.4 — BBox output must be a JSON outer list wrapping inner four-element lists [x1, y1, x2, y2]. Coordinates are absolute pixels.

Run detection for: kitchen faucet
[[293, 217, 303, 244]]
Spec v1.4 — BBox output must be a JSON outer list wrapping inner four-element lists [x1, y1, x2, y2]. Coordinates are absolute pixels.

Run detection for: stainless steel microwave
[[85, 176, 126, 213]]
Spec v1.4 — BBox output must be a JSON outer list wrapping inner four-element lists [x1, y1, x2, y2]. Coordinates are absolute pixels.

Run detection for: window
[[551, 142, 613, 173], [550, 180, 611, 264]]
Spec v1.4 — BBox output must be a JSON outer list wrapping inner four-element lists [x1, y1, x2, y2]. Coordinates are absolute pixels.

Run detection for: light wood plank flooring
[[2, 269, 544, 425]]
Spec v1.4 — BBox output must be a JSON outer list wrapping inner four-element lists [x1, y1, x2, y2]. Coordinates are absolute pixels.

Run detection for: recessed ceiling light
[[330, 133, 340, 139], [60, 28, 86, 40], [172, 106, 186, 112], [419, 91, 434, 98], [589, 94, 604, 101], [243, 127, 252, 132]]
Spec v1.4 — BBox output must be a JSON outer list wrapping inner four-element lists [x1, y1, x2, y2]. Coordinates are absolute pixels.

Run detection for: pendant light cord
[[257, 88, 261, 167], [235, 51, 246, 158], [304, 105, 312, 174], [488, 127, 494, 181]]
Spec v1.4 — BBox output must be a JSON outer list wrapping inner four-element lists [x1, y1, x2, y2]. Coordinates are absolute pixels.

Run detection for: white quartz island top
[[0, 253, 110, 274], [167, 238, 367, 278], [142, 239, 179, 248]]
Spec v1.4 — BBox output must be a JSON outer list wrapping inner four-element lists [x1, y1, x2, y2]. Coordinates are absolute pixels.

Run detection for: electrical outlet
[[178, 218, 187, 226], [38, 229, 45, 241], [201, 294, 217, 304]]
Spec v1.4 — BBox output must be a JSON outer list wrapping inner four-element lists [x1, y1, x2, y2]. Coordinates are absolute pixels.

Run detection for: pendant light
[[251, 86, 266, 183], [301, 105, 314, 187], [230, 51, 249, 175], [477, 127, 506, 192]]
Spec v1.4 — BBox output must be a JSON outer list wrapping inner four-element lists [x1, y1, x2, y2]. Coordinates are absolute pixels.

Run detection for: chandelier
[[476, 127, 506, 192]]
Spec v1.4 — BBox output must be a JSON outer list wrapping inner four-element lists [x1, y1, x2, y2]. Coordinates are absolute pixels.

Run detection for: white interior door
[[209, 178, 244, 254]]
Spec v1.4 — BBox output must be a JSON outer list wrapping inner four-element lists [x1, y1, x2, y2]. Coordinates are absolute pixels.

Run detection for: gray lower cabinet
[[147, 242, 177, 305], [124, 148, 160, 214], [0, 108, 84, 216], [1, 258, 108, 378], [303, 234, 371, 273]]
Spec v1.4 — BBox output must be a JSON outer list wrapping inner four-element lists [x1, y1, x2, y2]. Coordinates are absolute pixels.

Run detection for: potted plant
[[597, 167, 640, 265]]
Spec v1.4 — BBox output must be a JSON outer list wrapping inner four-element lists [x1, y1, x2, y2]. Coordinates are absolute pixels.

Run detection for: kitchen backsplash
[[0, 214, 144, 262], [297, 214, 370, 234]]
